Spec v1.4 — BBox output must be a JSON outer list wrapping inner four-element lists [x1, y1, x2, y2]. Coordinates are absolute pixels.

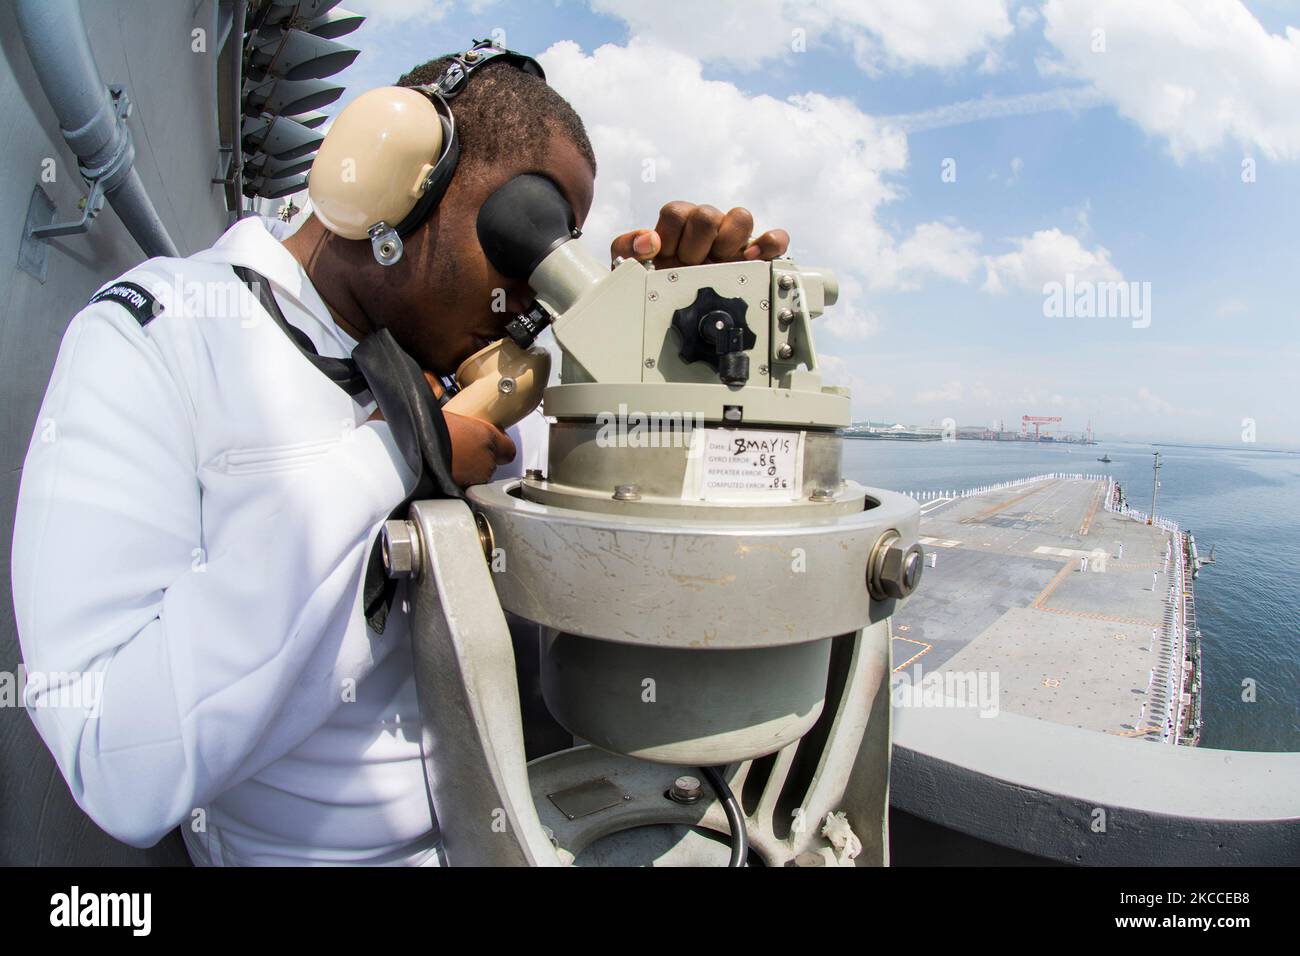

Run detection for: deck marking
[[1078, 481, 1104, 536], [891, 637, 933, 672], [962, 479, 1058, 524], [1032, 605, 1159, 627], [1034, 545, 1108, 570], [1031, 561, 1073, 609]]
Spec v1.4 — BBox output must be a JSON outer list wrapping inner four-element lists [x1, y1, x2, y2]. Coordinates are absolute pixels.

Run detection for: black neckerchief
[[232, 266, 463, 632]]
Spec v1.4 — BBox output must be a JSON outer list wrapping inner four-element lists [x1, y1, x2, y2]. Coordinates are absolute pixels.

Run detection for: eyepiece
[[476, 173, 577, 279]]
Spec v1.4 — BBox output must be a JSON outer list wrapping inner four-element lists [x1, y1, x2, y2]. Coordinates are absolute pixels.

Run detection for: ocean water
[[841, 437, 1300, 753]]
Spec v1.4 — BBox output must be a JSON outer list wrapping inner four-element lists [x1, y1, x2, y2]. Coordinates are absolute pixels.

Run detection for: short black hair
[[396, 55, 597, 178]]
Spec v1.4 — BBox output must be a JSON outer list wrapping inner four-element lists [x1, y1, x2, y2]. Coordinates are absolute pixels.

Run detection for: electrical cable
[[699, 765, 748, 867]]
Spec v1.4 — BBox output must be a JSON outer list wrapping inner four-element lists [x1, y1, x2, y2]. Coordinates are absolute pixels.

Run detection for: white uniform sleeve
[[11, 305, 417, 847]]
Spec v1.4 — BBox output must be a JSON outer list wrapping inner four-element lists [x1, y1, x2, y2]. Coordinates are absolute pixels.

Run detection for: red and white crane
[[1021, 415, 1062, 440]]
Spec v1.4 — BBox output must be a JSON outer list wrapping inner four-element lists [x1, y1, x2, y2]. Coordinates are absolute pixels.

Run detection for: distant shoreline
[[840, 431, 1300, 455], [1149, 441, 1300, 456]]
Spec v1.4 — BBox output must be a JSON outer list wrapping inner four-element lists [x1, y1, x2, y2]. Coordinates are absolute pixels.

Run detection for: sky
[[327, 0, 1300, 447]]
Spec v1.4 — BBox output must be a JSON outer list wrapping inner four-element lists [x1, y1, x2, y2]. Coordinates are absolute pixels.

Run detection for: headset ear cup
[[308, 86, 445, 240], [394, 122, 460, 238]]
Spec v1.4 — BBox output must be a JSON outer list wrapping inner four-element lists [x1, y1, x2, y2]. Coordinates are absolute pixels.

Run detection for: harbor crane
[[1021, 415, 1063, 441]]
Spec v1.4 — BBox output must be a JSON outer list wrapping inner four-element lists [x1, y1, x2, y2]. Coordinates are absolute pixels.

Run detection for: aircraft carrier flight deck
[[892, 475, 1203, 745]]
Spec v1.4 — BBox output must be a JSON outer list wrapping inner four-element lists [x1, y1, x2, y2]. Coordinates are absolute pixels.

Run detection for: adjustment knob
[[669, 286, 755, 386]]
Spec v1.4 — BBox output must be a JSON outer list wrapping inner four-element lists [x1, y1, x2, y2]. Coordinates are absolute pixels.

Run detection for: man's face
[[373, 132, 595, 376]]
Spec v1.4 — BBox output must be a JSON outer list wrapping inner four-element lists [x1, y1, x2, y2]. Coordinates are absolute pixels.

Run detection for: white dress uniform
[[11, 217, 538, 866]]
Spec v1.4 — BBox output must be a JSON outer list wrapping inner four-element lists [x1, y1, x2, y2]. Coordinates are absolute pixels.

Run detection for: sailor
[[11, 44, 790, 866]]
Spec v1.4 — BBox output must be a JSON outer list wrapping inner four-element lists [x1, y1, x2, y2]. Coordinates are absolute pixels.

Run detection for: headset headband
[[428, 40, 546, 99], [390, 40, 546, 239]]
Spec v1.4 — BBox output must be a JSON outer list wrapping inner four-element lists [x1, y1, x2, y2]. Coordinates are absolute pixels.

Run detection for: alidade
[[398, 173, 923, 867]]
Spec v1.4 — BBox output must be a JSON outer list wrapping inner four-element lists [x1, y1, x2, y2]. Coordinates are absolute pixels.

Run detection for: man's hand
[[609, 202, 790, 269], [367, 372, 517, 486], [423, 371, 515, 486], [423, 371, 514, 486], [443, 410, 516, 486]]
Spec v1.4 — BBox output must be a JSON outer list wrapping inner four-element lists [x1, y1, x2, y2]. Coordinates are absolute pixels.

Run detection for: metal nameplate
[[547, 777, 627, 821]]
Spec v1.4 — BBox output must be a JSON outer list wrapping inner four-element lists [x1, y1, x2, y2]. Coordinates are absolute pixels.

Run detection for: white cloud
[[982, 228, 1122, 294], [345, 0, 453, 24], [881, 86, 1107, 133], [1040, 0, 1300, 161], [1137, 385, 1179, 417], [820, 300, 881, 340], [819, 354, 895, 410], [1070, 199, 1092, 237], [916, 380, 964, 404], [540, 38, 985, 334], [886, 222, 984, 289], [588, 0, 1014, 73]]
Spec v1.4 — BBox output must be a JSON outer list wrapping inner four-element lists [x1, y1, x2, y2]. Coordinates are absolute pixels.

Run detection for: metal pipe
[[16, 0, 180, 257], [229, 0, 248, 220]]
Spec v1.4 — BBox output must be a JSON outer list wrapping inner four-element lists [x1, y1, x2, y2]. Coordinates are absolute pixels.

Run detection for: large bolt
[[474, 512, 495, 560], [668, 775, 702, 804], [613, 483, 642, 501], [382, 520, 422, 579], [867, 532, 924, 600]]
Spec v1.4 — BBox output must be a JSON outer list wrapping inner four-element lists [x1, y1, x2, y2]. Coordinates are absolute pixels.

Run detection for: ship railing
[[1177, 529, 1203, 746], [1168, 528, 1192, 743], [908, 472, 1119, 503]]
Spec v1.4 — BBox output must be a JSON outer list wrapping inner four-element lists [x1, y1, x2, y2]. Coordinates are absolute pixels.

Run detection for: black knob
[[669, 286, 755, 386], [718, 352, 749, 386]]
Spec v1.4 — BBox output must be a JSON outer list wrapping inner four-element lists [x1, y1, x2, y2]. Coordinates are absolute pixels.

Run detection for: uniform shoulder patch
[[88, 281, 164, 327]]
